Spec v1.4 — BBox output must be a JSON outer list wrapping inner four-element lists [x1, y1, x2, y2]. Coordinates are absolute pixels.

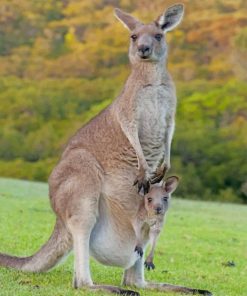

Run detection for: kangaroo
[[133, 176, 179, 271], [0, 4, 212, 296]]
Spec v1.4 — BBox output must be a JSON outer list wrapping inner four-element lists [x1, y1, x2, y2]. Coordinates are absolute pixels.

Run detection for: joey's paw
[[144, 261, 155, 270], [133, 170, 150, 194], [150, 165, 169, 184], [134, 246, 143, 257]]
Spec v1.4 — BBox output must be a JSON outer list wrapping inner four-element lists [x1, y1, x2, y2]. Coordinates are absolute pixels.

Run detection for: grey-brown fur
[[133, 176, 179, 270], [0, 4, 212, 296], [0, 219, 71, 272]]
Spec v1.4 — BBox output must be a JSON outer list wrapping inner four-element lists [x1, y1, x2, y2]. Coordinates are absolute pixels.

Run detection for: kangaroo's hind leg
[[122, 233, 211, 295], [67, 189, 100, 288], [50, 149, 140, 295], [50, 149, 104, 288], [123, 259, 212, 295]]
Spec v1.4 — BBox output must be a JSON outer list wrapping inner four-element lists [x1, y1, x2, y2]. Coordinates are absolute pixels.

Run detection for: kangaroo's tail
[[0, 218, 72, 272]]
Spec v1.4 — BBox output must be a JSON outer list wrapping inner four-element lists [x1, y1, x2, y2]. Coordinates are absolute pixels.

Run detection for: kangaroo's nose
[[138, 45, 151, 58], [156, 207, 162, 215]]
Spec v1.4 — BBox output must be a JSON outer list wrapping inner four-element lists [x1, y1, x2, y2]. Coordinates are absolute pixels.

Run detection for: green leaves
[[0, 0, 246, 203], [172, 80, 247, 203]]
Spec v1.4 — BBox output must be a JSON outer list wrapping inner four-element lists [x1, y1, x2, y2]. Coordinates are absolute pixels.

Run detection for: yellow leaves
[[64, 27, 78, 49], [0, 0, 246, 82], [63, 0, 102, 17], [32, 37, 51, 56], [207, 55, 232, 78], [186, 15, 242, 45]]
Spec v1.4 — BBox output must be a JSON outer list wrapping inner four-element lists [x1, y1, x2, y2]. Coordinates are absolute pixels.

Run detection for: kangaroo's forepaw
[[144, 261, 155, 270], [151, 165, 169, 184], [134, 246, 143, 257], [133, 171, 150, 194], [150, 174, 163, 185]]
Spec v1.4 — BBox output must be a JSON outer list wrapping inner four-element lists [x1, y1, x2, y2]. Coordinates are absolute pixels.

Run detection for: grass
[[0, 178, 246, 296]]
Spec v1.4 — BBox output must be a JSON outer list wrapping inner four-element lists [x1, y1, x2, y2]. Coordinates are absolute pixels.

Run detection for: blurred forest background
[[0, 0, 246, 203]]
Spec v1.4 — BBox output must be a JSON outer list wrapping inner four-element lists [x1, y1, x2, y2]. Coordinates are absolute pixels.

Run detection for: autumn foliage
[[0, 0, 246, 203]]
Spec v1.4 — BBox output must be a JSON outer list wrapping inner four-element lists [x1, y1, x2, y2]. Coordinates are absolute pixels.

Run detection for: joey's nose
[[138, 45, 151, 58], [156, 207, 162, 215]]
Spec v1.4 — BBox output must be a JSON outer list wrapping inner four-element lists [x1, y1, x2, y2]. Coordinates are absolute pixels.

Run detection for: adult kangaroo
[[0, 4, 211, 296]]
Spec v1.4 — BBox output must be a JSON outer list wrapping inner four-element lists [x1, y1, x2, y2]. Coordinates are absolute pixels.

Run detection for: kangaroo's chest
[[137, 85, 175, 169]]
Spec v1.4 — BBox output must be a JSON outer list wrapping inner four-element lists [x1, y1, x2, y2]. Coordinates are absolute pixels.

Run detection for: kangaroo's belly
[[89, 197, 139, 269], [138, 85, 175, 171], [89, 221, 139, 269]]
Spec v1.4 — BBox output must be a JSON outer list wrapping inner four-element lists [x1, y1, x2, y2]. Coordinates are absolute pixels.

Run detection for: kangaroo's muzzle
[[137, 45, 152, 59]]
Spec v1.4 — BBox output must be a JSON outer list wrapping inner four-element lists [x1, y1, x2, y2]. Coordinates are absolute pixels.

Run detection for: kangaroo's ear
[[114, 8, 141, 31], [163, 176, 179, 194], [156, 4, 184, 33]]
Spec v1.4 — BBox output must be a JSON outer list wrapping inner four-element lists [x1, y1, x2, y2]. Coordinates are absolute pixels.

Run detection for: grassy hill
[[0, 178, 246, 296]]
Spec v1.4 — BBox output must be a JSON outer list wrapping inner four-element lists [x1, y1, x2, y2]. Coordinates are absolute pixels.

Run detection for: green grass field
[[0, 178, 246, 296]]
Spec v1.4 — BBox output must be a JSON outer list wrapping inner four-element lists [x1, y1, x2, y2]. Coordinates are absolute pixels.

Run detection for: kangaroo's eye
[[163, 196, 168, 202], [147, 197, 152, 203], [155, 34, 163, 41], [131, 34, 138, 41]]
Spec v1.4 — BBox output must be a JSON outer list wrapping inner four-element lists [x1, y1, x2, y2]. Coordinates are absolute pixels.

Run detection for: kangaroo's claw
[[119, 289, 140, 296], [133, 171, 150, 194], [134, 246, 143, 257], [150, 174, 163, 184], [144, 261, 155, 270], [150, 165, 169, 184], [194, 289, 213, 296]]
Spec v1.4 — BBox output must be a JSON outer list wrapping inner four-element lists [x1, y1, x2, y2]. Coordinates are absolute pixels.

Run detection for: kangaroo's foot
[[90, 285, 140, 295], [134, 245, 143, 257], [73, 277, 93, 289], [146, 282, 212, 295], [144, 260, 155, 270]]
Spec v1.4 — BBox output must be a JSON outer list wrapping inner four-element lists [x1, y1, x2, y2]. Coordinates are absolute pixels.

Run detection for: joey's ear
[[114, 8, 141, 31], [163, 176, 179, 194], [156, 4, 184, 33]]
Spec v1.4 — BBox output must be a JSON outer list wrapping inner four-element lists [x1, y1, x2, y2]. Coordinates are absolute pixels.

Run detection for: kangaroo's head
[[115, 4, 184, 65], [143, 176, 179, 216]]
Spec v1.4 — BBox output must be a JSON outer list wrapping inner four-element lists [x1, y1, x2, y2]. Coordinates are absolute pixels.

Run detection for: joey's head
[[114, 4, 184, 65], [143, 176, 179, 217]]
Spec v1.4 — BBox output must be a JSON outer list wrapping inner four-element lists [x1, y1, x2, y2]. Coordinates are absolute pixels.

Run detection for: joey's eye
[[147, 197, 152, 203], [163, 196, 168, 202], [131, 34, 138, 41], [155, 34, 163, 41]]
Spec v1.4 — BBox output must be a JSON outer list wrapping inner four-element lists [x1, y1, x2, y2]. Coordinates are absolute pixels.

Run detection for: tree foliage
[[0, 0, 246, 203]]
